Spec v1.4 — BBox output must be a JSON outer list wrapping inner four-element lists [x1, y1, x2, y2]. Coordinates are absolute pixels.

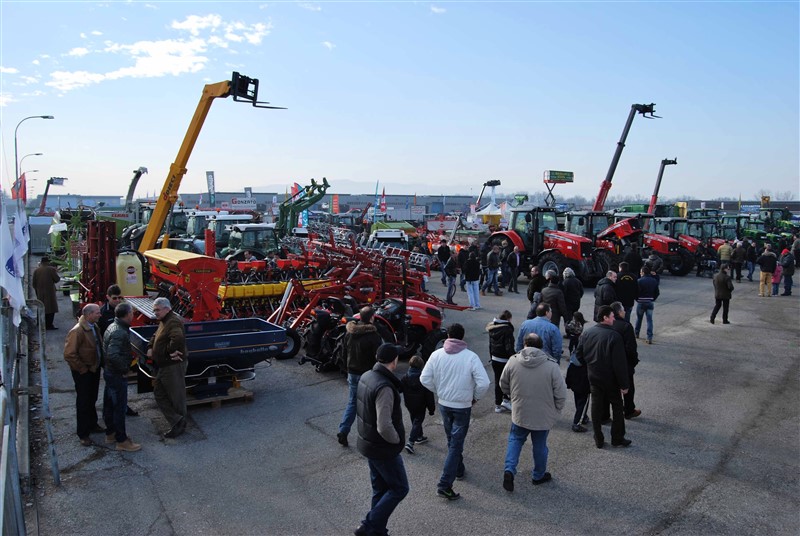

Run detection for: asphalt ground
[[25, 270, 799, 536]]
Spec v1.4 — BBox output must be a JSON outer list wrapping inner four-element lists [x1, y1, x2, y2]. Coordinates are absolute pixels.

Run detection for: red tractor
[[489, 206, 597, 283], [563, 211, 644, 278], [612, 212, 694, 275]]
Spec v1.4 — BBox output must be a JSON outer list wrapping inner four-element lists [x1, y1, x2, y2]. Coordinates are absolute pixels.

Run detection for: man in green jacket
[[102, 302, 141, 452], [711, 265, 734, 324], [147, 298, 188, 439]]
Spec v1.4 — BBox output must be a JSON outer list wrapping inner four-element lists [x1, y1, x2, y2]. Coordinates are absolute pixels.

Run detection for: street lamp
[[14, 115, 54, 186], [19, 152, 43, 172]]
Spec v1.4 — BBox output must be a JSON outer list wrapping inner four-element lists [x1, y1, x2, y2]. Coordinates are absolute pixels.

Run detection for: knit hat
[[782, 249, 790, 255], [376, 343, 401, 363]]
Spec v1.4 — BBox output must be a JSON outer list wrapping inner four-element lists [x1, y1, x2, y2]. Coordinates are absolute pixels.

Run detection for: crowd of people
[[341, 232, 800, 536]]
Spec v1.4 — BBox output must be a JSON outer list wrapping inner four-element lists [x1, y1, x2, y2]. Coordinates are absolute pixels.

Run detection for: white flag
[[1, 202, 26, 326], [13, 204, 28, 278]]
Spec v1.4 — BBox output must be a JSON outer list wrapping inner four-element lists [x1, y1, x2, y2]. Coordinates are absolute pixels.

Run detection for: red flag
[[11, 173, 27, 204], [380, 187, 386, 212], [291, 182, 300, 196]]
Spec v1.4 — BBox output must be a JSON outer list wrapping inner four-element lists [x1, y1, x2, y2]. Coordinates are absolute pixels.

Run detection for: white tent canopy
[[474, 202, 502, 216]]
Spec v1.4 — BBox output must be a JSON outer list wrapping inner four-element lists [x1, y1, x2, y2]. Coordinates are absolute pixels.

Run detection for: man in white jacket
[[500, 332, 567, 492], [420, 323, 490, 501]]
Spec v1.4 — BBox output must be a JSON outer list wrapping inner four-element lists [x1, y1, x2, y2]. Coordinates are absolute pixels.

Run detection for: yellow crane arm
[[139, 80, 232, 253]]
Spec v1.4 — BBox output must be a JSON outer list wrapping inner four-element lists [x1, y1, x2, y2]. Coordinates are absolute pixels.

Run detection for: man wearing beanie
[[778, 248, 795, 296], [421, 323, 490, 500], [354, 344, 408, 536]]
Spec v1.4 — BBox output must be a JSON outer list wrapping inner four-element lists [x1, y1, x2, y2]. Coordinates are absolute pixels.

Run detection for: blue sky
[[1, 1, 798, 203]]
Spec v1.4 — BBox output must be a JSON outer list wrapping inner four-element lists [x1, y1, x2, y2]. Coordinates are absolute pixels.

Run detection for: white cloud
[[91, 30, 103, 36], [144, 4, 157, 9], [259, 4, 269, 9], [41, 14, 270, 93], [40, 54, 50, 59], [0, 93, 15, 107], [46, 70, 105, 91], [32, 59, 40, 65], [322, 41, 335, 51], [0, 66, 19, 74], [431, 6, 446, 14], [80, 32, 87, 39], [20, 76, 39, 84], [171, 14, 222, 36], [299, 3, 322, 11]]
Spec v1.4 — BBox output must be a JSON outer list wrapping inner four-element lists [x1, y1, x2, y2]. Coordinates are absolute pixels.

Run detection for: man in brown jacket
[[32, 256, 60, 330], [710, 265, 734, 324], [64, 303, 105, 446], [147, 297, 188, 438]]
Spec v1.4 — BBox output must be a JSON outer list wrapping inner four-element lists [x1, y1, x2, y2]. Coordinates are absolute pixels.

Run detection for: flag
[[13, 204, 29, 278], [380, 187, 387, 213], [11, 173, 27, 204], [332, 194, 340, 214], [1, 200, 26, 326], [373, 181, 380, 223]]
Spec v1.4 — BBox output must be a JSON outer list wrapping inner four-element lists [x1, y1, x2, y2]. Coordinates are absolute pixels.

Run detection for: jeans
[[459, 272, 466, 291], [437, 405, 470, 490], [503, 424, 550, 480], [362, 455, 409, 536], [103, 372, 129, 442], [71, 368, 100, 439], [446, 275, 457, 303], [634, 302, 654, 341], [711, 299, 729, 322], [482, 268, 499, 294], [465, 280, 480, 308], [623, 306, 633, 323], [339, 373, 361, 435], [408, 411, 426, 443], [591, 383, 626, 444], [746, 261, 755, 280]]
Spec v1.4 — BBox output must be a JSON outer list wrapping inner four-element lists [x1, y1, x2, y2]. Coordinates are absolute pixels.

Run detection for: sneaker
[[494, 405, 509, 413], [625, 409, 642, 419], [532, 472, 552, 485], [503, 471, 514, 492], [500, 399, 512, 411], [414, 436, 428, 445], [472, 306, 481, 311], [404, 443, 415, 454], [116, 438, 142, 452], [571, 424, 587, 433], [336, 432, 348, 447], [105, 433, 116, 444], [437, 488, 461, 500]]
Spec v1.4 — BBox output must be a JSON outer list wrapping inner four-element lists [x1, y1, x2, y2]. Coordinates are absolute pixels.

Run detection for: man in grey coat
[[500, 333, 567, 492]]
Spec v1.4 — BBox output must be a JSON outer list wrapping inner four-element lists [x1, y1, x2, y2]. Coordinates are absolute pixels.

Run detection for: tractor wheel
[[420, 328, 448, 361], [277, 328, 301, 360], [591, 249, 618, 284], [400, 326, 426, 359], [668, 248, 695, 276], [537, 252, 566, 279]]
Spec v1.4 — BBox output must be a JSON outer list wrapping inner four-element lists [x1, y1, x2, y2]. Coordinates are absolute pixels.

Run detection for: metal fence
[[0, 305, 27, 535]]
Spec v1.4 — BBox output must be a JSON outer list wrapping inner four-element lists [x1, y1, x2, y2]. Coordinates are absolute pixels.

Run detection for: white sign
[[231, 197, 257, 209]]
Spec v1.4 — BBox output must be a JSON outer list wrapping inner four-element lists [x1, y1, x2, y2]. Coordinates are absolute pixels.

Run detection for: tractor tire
[[420, 328, 448, 361], [400, 326, 426, 359], [537, 252, 567, 280], [276, 328, 301, 360], [668, 248, 695, 276]]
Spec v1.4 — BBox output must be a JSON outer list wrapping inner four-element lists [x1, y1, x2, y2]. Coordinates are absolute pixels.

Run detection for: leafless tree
[[773, 190, 796, 201]]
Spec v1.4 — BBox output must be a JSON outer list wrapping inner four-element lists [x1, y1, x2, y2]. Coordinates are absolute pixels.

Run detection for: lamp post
[[19, 152, 43, 173], [14, 115, 54, 186]]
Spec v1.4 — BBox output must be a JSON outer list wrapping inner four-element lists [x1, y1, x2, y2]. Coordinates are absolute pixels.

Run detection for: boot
[[116, 438, 142, 452]]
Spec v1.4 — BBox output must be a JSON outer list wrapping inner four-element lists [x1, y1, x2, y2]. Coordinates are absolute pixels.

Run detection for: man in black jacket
[[576, 305, 631, 449], [457, 244, 469, 292], [437, 239, 451, 285], [611, 302, 640, 419], [526, 266, 547, 319], [355, 344, 408, 536], [756, 245, 777, 298], [338, 306, 384, 447], [593, 271, 618, 322], [615, 263, 638, 322], [101, 303, 141, 452]]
